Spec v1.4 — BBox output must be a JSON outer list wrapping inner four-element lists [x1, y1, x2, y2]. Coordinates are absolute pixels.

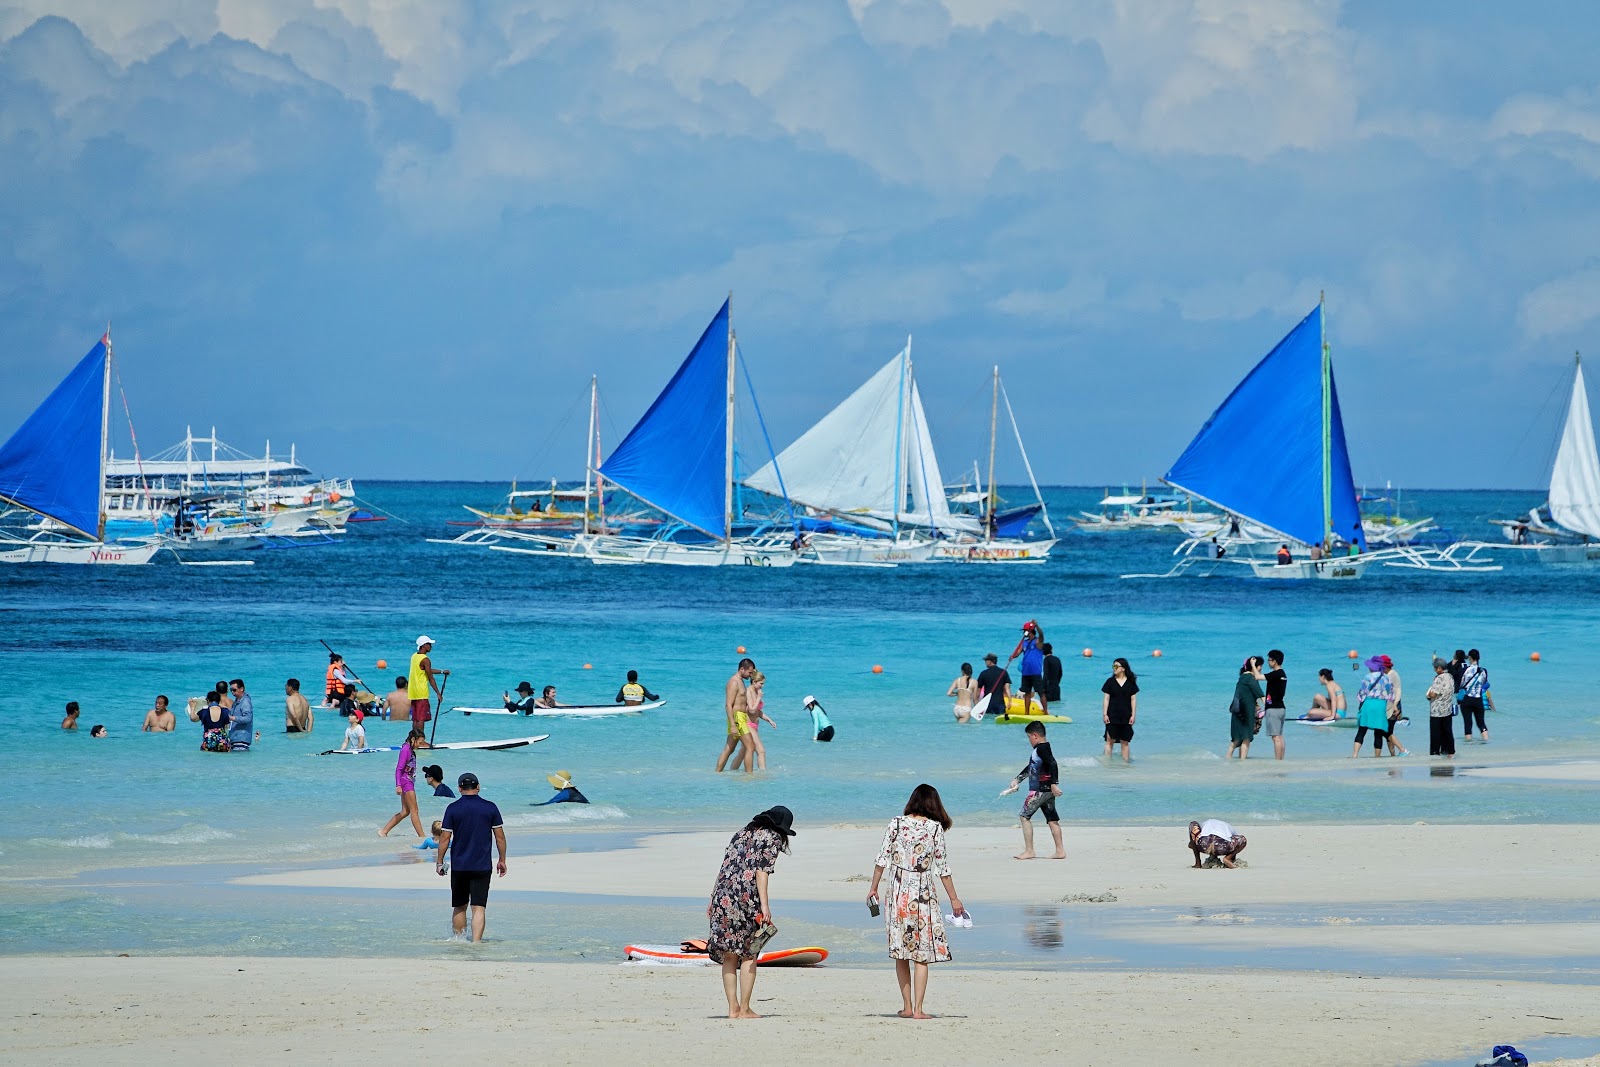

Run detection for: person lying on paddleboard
[[614, 670, 660, 706]]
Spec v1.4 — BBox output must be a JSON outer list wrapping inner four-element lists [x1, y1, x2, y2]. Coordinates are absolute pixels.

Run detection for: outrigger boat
[[588, 298, 799, 567], [0, 331, 161, 565], [932, 366, 1057, 562], [1486, 354, 1600, 562]]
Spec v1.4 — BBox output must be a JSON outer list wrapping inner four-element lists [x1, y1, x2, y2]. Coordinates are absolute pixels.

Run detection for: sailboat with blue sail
[[1153, 298, 1374, 580], [0, 332, 161, 565], [586, 298, 797, 567]]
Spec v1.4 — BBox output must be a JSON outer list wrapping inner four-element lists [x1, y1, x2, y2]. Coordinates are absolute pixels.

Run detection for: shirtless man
[[715, 658, 757, 773], [284, 678, 313, 733], [141, 695, 177, 732]]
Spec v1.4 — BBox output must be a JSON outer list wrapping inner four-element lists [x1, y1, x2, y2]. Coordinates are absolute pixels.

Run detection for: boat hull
[[0, 540, 161, 565], [932, 539, 1056, 563]]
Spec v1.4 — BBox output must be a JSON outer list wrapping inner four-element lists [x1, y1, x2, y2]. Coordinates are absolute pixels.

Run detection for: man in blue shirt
[[1008, 620, 1049, 716], [437, 772, 507, 942], [226, 679, 254, 752]]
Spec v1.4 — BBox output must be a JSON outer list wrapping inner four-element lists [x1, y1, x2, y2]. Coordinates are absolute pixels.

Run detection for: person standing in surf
[[409, 636, 448, 731], [1228, 657, 1264, 760], [1101, 658, 1138, 763], [436, 772, 507, 943], [284, 678, 313, 734], [1262, 650, 1288, 760], [974, 653, 1011, 719], [226, 679, 254, 752], [380, 728, 428, 838], [715, 658, 757, 773], [946, 662, 977, 722], [707, 805, 794, 1018], [1007, 620, 1048, 716]]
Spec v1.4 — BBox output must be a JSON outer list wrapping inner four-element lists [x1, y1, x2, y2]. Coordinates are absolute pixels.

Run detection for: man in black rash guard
[[1000, 721, 1065, 860]]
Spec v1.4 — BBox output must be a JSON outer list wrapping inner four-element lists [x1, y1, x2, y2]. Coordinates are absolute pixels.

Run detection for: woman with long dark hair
[[868, 784, 966, 1019], [379, 728, 428, 838], [1101, 658, 1139, 762], [1228, 657, 1264, 760], [707, 806, 794, 1019]]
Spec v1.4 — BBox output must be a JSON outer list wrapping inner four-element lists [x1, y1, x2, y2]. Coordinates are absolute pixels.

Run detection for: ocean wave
[[35, 834, 114, 849], [1244, 811, 1282, 821], [1061, 756, 1099, 767], [503, 804, 629, 827], [125, 826, 235, 845]]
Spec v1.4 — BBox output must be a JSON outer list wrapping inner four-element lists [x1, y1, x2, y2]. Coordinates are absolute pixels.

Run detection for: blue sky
[[2, 1, 1598, 488]]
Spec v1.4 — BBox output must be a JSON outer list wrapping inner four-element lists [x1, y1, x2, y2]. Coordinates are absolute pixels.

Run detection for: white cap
[[416, 635, 435, 649], [802, 695, 816, 708]]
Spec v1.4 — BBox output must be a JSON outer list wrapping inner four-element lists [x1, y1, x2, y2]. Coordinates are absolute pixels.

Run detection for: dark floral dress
[[707, 826, 781, 961]]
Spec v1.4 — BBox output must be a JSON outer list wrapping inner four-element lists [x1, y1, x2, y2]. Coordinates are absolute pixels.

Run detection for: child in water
[[743, 671, 777, 771], [415, 820, 443, 850]]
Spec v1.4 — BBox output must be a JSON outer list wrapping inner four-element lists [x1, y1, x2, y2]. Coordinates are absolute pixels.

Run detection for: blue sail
[[599, 301, 729, 538], [0, 337, 107, 538], [1164, 305, 1364, 549]]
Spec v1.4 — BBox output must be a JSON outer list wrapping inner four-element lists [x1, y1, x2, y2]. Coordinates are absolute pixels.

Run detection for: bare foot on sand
[[738, 1010, 762, 1020], [896, 1009, 914, 1018], [1051, 852, 1067, 860], [377, 829, 390, 838], [1013, 851, 1035, 860]]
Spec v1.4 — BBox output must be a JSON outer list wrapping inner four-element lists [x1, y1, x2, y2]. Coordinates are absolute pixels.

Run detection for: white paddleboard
[[454, 700, 665, 717], [313, 734, 549, 755]]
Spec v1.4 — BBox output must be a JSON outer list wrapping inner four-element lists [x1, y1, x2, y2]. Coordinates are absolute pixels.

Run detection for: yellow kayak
[[989, 696, 1071, 724]]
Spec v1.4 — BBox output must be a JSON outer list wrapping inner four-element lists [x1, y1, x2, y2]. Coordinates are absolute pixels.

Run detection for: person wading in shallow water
[[436, 772, 507, 943]]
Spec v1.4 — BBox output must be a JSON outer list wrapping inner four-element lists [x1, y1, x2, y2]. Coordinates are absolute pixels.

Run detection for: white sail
[[1550, 359, 1600, 538], [901, 377, 968, 531], [745, 353, 904, 514]]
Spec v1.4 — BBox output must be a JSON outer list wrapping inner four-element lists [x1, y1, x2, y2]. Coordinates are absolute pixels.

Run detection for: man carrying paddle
[[409, 636, 449, 731]]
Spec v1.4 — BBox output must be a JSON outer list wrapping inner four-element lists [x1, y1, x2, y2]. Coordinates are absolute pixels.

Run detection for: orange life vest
[[326, 663, 347, 698]]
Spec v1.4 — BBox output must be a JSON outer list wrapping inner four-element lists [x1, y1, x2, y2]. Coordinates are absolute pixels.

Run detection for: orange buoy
[[1347, 650, 1359, 659], [736, 645, 746, 654], [376, 659, 387, 670], [1082, 648, 1093, 658], [1151, 649, 1163, 658], [1530, 651, 1542, 662], [871, 665, 884, 674], [582, 663, 593, 670]]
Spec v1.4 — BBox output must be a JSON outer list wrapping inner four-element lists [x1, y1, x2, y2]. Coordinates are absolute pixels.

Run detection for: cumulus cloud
[[1519, 268, 1600, 340]]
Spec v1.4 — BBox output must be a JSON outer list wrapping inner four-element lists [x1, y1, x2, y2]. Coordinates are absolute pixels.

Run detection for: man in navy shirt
[[437, 772, 507, 942]]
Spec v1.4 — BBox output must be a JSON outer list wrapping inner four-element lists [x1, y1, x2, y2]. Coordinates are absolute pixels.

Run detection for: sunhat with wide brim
[[1364, 655, 1386, 672], [752, 805, 796, 837], [546, 770, 575, 790]]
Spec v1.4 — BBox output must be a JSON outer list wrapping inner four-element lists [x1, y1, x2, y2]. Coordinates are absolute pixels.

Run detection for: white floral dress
[[874, 815, 951, 964]]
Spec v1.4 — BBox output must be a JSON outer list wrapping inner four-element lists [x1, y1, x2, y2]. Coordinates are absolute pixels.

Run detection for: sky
[[2, 1, 1599, 489]]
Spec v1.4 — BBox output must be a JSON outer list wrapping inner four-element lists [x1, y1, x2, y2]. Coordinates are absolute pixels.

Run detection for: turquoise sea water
[[4, 484, 1600, 962]]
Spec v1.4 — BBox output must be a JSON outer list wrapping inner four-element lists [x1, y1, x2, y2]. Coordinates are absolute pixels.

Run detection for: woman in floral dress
[[867, 784, 966, 1019], [707, 805, 794, 1019]]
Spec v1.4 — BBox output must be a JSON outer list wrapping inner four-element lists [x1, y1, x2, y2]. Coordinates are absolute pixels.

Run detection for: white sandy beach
[[3, 956, 1598, 1067], [241, 822, 1600, 909]]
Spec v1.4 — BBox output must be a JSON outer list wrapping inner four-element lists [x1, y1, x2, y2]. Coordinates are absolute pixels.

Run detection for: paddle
[[318, 638, 375, 707], [428, 672, 450, 747]]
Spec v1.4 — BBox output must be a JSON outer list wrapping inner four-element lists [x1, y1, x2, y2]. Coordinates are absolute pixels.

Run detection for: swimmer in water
[[90, 724, 107, 738], [537, 770, 590, 805]]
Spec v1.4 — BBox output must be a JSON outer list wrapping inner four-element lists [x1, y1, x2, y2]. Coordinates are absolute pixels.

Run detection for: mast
[[96, 324, 113, 541], [723, 292, 736, 544], [986, 365, 999, 539], [891, 339, 909, 536], [1320, 291, 1332, 549], [583, 375, 596, 536]]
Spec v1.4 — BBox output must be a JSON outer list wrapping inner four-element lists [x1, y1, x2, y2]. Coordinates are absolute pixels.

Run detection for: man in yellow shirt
[[409, 635, 449, 730]]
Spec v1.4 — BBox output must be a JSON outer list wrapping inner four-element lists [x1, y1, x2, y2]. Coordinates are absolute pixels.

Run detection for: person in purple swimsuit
[[379, 728, 428, 838]]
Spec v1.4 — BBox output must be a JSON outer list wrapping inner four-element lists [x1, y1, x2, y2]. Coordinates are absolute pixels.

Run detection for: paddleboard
[[454, 700, 666, 717], [623, 944, 828, 967], [313, 734, 549, 755], [1292, 716, 1409, 729], [991, 714, 1072, 724]]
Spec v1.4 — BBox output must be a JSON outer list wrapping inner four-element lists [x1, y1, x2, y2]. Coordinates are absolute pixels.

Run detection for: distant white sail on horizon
[[746, 346, 976, 532], [1549, 359, 1600, 539]]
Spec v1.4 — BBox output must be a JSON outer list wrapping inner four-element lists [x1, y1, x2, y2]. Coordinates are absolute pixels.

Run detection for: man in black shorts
[[1000, 721, 1064, 860], [436, 772, 507, 942]]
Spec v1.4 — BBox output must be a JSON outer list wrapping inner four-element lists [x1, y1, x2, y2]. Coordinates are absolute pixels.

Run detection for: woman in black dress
[[1101, 658, 1139, 762]]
